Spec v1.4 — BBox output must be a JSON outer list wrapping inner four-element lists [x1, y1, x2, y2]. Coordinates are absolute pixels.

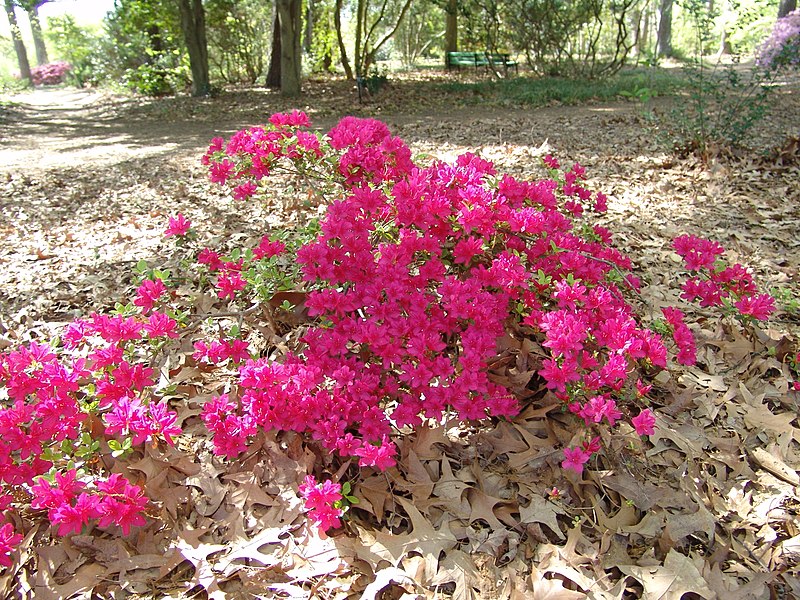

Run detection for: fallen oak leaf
[[429, 550, 482, 600], [217, 525, 291, 577], [619, 549, 715, 600], [660, 503, 716, 551], [467, 487, 517, 530], [34, 559, 106, 600], [344, 497, 458, 582], [529, 564, 586, 600], [519, 494, 565, 540], [360, 566, 423, 600], [595, 471, 692, 512], [747, 446, 800, 486]]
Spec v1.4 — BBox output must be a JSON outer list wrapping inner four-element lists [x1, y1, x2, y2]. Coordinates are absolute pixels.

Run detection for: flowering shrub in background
[[0, 110, 779, 567], [31, 62, 72, 86], [757, 10, 800, 71]]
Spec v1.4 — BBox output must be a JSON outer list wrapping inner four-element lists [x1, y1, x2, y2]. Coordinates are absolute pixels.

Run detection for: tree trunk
[[717, 28, 732, 56], [445, 0, 458, 53], [778, 0, 796, 19], [334, 0, 353, 79], [639, 5, 650, 55], [266, 10, 281, 88], [178, 0, 211, 96], [304, 0, 313, 54], [29, 5, 48, 65], [656, 0, 672, 58], [354, 0, 365, 77], [4, 0, 31, 83], [277, 0, 302, 96]]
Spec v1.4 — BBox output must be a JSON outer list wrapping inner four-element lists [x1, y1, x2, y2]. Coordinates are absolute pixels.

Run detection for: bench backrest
[[446, 52, 484, 66], [446, 51, 515, 68]]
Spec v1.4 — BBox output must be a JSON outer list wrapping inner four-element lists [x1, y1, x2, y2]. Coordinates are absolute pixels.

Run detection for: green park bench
[[445, 51, 518, 76]]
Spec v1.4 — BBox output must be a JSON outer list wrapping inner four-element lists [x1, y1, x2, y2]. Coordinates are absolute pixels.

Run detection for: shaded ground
[[1, 74, 800, 598]]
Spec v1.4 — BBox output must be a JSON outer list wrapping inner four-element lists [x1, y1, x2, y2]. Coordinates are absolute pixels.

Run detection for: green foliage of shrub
[[45, 15, 109, 87], [652, 60, 777, 160], [123, 59, 189, 97], [439, 68, 684, 107]]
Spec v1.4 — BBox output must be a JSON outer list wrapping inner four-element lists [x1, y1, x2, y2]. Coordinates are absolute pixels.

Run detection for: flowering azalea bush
[[757, 9, 800, 72], [0, 110, 778, 567], [196, 112, 775, 483], [30, 61, 72, 86]]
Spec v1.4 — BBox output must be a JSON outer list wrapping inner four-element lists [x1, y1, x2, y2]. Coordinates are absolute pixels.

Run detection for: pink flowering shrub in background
[[31, 62, 72, 86], [757, 9, 800, 72], [0, 110, 779, 567]]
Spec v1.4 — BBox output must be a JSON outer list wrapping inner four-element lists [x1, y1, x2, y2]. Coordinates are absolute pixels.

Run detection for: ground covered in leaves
[[1, 71, 800, 598]]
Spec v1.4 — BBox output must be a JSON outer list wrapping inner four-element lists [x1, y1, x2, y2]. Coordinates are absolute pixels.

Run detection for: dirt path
[[0, 88, 240, 169]]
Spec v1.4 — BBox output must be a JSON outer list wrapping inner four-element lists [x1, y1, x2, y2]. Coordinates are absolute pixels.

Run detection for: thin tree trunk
[[445, 0, 457, 53], [266, 10, 281, 88], [277, 0, 302, 96], [362, 0, 413, 75], [354, 0, 366, 77], [334, 0, 353, 79], [304, 0, 313, 54], [717, 28, 732, 56], [29, 5, 48, 65], [178, 0, 210, 96], [778, 0, 796, 19], [4, 0, 31, 83], [656, 0, 672, 58]]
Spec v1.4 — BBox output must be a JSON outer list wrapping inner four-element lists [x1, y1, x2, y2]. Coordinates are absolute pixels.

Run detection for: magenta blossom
[[632, 409, 656, 436], [561, 447, 591, 474], [164, 214, 192, 237]]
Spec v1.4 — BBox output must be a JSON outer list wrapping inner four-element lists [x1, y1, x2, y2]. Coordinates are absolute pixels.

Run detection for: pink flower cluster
[[757, 9, 800, 71], [193, 337, 251, 365], [662, 307, 697, 366], [31, 61, 72, 86], [298, 475, 344, 531], [201, 112, 707, 479], [164, 214, 192, 237], [0, 278, 186, 563], [202, 112, 413, 201], [674, 235, 775, 320], [31, 471, 147, 536]]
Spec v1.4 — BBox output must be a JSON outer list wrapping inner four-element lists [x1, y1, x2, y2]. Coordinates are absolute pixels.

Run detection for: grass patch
[[438, 67, 686, 107]]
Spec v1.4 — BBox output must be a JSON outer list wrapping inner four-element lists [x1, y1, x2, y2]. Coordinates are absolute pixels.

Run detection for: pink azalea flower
[[735, 294, 775, 321], [561, 447, 590, 474], [0, 523, 22, 567], [632, 409, 656, 436], [134, 278, 167, 313], [143, 311, 178, 339], [164, 213, 191, 237]]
